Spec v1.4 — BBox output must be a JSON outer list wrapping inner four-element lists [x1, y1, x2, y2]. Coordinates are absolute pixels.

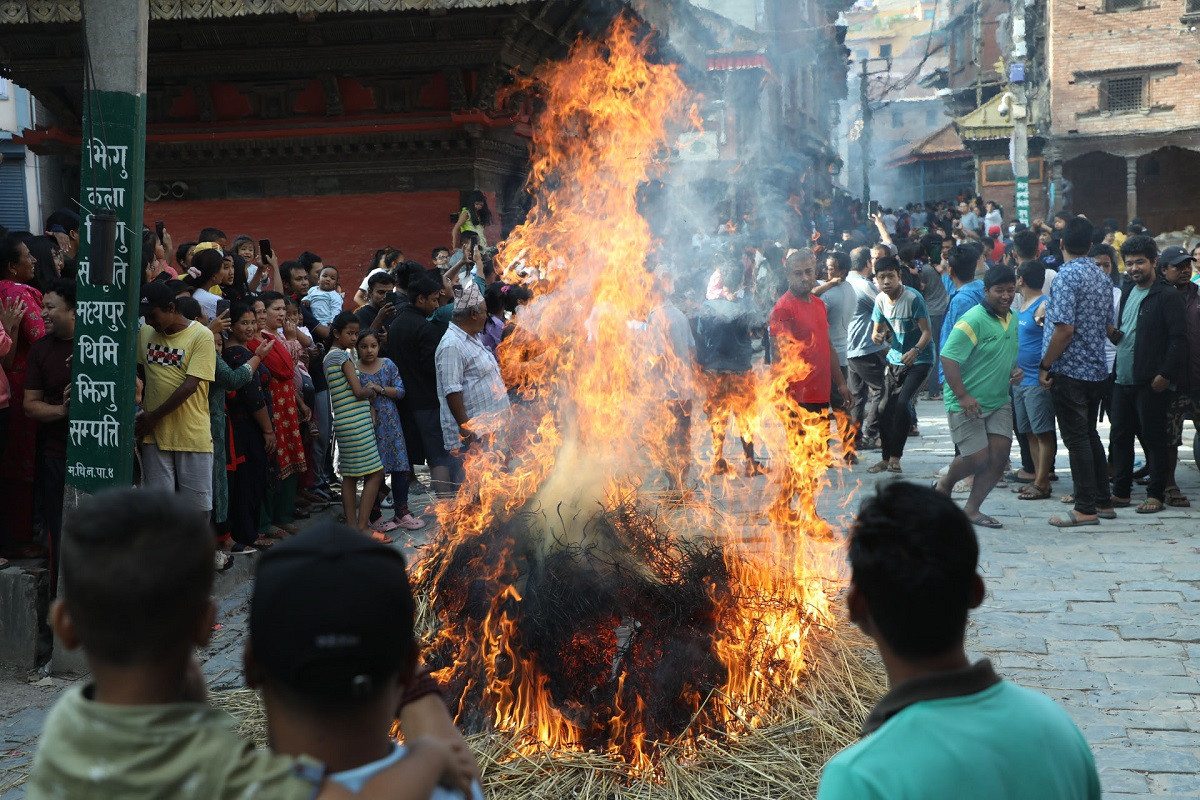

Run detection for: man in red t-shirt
[[770, 250, 854, 461]]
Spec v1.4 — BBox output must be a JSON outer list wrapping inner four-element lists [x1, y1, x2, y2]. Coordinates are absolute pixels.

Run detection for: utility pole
[[1010, 0, 1030, 226], [860, 58, 873, 211], [54, 0, 148, 676]]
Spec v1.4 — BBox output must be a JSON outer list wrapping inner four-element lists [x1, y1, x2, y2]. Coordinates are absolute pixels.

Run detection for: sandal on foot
[[969, 513, 1004, 529], [1059, 494, 1074, 504], [1004, 470, 1035, 484], [372, 517, 402, 533], [1018, 484, 1052, 500], [1165, 487, 1190, 507], [1136, 498, 1164, 514], [1049, 512, 1099, 528], [887, 461, 903, 473], [252, 536, 276, 548], [1096, 509, 1118, 519], [867, 460, 890, 474], [1111, 497, 1132, 508]]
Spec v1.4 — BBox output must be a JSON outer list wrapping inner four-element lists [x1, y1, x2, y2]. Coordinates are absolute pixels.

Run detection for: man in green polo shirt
[[817, 482, 1101, 800], [933, 265, 1021, 529]]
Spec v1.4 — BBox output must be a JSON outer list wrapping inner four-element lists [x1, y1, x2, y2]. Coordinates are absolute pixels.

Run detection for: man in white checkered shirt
[[435, 282, 510, 481]]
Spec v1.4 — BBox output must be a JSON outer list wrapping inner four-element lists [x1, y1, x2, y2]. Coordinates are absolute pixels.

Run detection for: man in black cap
[[135, 281, 217, 516], [1158, 245, 1200, 506], [246, 522, 481, 798]]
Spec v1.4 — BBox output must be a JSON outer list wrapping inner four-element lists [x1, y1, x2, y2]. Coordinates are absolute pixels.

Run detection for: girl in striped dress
[[324, 311, 387, 540]]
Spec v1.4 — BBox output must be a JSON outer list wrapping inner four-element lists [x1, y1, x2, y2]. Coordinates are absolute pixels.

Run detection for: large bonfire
[[408, 16, 885, 798]]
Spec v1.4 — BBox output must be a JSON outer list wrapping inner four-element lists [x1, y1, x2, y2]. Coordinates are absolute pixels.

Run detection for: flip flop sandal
[[1004, 471, 1035, 484], [1096, 510, 1118, 519], [867, 461, 890, 474], [1049, 512, 1099, 528], [252, 536, 276, 548], [1059, 494, 1074, 504], [1136, 499, 1164, 514], [1018, 484, 1052, 500], [969, 514, 1004, 529], [886, 462, 903, 473], [1111, 498, 1132, 508]]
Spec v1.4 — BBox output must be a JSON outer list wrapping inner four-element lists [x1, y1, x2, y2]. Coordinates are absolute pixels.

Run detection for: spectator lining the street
[[357, 329, 425, 532], [1107, 235, 1186, 514], [816, 482, 1101, 798], [1039, 217, 1117, 528], [1012, 261, 1058, 500], [136, 283, 217, 529], [30, 489, 469, 799], [868, 256, 933, 474]]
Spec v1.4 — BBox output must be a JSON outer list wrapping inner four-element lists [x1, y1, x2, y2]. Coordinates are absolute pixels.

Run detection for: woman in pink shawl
[[0, 235, 47, 556]]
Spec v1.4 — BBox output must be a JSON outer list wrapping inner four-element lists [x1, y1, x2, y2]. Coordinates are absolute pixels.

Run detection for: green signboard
[[1015, 175, 1031, 227], [65, 90, 146, 493]]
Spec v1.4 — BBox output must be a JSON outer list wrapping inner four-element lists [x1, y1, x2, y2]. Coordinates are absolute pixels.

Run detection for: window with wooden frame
[[980, 158, 1045, 186], [1104, 0, 1145, 10], [1101, 75, 1146, 113], [1189, 0, 1200, 13]]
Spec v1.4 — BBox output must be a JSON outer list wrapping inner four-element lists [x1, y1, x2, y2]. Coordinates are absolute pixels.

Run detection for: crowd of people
[[685, 196, 1199, 532], [3, 191, 1199, 579], [0, 192, 530, 579]]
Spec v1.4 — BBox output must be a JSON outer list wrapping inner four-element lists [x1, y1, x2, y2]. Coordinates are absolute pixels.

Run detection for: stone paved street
[[2, 399, 1199, 797]]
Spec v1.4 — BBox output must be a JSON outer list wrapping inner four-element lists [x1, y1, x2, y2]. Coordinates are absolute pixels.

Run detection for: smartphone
[[869, 200, 880, 216], [258, 238, 273, 261], [216, 298, 231, 318], [155, 221, 165, 243], [385, 291, 400, 306]]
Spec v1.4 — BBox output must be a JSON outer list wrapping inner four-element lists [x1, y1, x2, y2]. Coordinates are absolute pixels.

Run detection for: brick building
[[1045, 0, 1200, 232]]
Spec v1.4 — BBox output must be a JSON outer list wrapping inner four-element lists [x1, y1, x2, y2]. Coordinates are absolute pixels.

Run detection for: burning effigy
[[408, 16, 886, 798]]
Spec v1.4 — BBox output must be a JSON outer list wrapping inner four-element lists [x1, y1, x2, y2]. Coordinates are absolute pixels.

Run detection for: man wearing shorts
[[1012, 261, 1057, 500], [934, 266, 1021, 528]]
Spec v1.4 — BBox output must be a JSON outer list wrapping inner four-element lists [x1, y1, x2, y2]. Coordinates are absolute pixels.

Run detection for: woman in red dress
[[0, 235, 46, 557], [248, 291, 308, 537]]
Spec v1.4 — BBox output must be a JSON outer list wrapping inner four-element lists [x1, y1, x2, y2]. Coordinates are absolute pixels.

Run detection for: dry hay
[[211, 614, 885, 800]]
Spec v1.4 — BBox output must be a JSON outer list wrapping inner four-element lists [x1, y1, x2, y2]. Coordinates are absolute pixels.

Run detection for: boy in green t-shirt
[[30, 488, 475, 800], [933, 265, 1021, 529]]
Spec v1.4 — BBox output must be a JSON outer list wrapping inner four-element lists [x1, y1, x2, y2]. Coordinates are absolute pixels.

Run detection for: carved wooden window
[[1102, 76, 1146, 113]]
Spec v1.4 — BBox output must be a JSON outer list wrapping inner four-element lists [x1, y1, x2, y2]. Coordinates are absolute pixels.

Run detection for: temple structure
[[1, 0, 851, 281]]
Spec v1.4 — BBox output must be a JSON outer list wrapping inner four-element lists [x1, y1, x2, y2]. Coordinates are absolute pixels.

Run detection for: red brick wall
[[147, 190, 502, 291], [1048, 0, 1200, 138]]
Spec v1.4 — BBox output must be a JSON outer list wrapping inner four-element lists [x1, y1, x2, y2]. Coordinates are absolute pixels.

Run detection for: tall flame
[[417, 17, 847, 769]]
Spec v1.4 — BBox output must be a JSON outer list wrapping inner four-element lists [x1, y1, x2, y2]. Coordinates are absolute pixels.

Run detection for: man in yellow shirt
[[136, 282, 217, 513]]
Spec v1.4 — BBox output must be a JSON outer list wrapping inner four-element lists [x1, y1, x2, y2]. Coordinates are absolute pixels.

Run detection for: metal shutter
[[0, 149, 29, 232]]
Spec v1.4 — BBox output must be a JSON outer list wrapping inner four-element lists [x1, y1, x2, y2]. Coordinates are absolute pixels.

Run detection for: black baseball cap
[[139, 281, 176, 317], [249, 522, 416, 701], [1157, 245, 1195, 268]]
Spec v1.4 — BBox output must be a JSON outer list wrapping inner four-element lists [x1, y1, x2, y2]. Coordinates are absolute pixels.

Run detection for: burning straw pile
[[217, 17, 885, 798]]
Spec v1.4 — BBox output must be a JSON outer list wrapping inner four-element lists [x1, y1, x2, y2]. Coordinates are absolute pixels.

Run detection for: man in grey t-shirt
[[916, 240, 951, 399]]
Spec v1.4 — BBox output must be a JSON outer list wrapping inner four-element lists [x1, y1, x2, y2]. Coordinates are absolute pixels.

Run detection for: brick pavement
[[3, 402, 1200, 797]]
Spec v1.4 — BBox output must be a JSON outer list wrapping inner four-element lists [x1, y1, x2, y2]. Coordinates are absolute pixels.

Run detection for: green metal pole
[[65, 0, 148, 493]]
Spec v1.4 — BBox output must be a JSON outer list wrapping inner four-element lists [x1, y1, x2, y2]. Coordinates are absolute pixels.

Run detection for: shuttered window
[[0, 150, 29, 232]]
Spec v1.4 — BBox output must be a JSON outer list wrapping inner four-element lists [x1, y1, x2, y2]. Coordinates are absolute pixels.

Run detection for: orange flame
[[416, 16, 848, 769]]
